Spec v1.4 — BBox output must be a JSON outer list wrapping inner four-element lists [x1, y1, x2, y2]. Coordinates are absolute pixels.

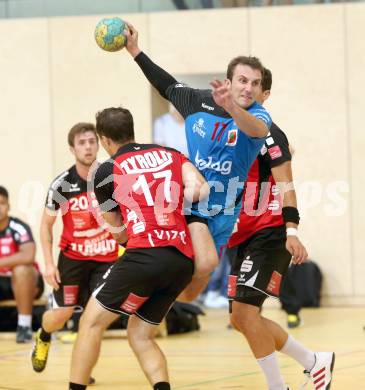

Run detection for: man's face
[[0, 195, 9, 223], [70, 131, 99, 166], [228, 64, 263, 109]]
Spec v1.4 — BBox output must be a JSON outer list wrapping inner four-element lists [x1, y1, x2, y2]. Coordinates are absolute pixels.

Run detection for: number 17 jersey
[[93, 143, 194, 261], [166, 84, 272, 217]]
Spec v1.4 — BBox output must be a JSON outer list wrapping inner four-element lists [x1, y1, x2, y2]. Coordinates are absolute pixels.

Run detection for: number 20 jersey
[[93, 143, 194, 261], [166, 84, 272, 217], [45, 165, 118, 261]]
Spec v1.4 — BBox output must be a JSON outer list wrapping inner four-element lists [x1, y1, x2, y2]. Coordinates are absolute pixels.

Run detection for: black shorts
[[52, 252, 115, 310], [185, 214, 208, 226], [228, 226, 292, 305], [93, 247, 194, 325], [0, 272, 44, 300]]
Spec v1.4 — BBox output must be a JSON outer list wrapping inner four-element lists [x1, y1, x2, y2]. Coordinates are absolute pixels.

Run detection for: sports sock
[[18, 314, 32, 328], [68, 383, 86, 390], [280, 335, 315, 371], [257, 351, 286, 390], [153, 382, 170, 390], [39, 327, 51, 342]]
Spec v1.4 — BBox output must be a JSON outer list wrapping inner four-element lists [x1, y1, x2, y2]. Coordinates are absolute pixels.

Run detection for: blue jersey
[[166, 84, 272, 218]]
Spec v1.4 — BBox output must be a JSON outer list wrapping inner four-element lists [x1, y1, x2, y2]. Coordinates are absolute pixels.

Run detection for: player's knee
[[230, 308, 252, 333], [79, 311, 105, 335], [230, 299, 264, 333], [12, 264, 34, 281], [127, 327, 153, 351], [194, 253, 219, 277]]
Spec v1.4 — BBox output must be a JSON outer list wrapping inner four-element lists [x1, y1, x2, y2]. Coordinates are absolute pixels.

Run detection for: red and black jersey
[[94, 143, 194, 260], [0, 217, 35, 276], [45, 165, 118, 262], [229, 123, 292, 248]]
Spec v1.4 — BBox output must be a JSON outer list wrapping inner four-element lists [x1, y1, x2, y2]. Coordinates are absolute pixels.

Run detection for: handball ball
[[95, 17, 127, 52]]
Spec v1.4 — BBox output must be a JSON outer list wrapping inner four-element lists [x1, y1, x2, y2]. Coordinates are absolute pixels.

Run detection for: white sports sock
[[280, 335, 315, 371], [257, 351, 286, 390], [18, 314, 32, 328]]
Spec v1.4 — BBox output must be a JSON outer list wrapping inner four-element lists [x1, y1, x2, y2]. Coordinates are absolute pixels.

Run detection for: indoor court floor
[[0, 307, 364, 389]]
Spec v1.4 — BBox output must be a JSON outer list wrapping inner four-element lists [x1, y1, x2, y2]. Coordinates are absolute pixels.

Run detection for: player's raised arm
[[124, 22, 177, 99]]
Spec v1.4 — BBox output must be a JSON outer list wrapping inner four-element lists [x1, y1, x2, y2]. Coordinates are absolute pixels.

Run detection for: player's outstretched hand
[[210, 79, 234, 112], [44, 262, 61, 290], [286, 236, 308, 265], [124, 22, 141, 58]]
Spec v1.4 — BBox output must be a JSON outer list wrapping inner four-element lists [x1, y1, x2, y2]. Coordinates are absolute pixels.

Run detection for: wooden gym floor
[[0, 307, 364, 389]]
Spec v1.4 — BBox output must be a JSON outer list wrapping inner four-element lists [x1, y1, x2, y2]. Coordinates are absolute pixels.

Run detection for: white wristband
[[286, 227, 298, 237]]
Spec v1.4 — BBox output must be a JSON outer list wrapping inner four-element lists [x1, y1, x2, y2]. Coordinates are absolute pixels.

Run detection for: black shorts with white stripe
[[93, 246, 193, 325]]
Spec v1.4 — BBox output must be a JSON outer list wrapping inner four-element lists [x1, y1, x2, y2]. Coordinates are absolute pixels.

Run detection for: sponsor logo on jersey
[[192, 118, 206, 138], [268, 145, 283, 160], [120, 150, 173, 174], [0, 246, 10, 255], [260, 145, 268, 155], [69, 183, 81, 192], [194, 150, 232, 175], [70, 239, 117, 256], [266, 136, 274, 146], [226, 129, 238, 146], [201, 102, 214, 111]]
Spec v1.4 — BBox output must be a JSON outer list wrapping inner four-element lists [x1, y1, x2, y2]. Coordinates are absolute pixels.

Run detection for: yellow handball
[[94, 17, 127, 52]]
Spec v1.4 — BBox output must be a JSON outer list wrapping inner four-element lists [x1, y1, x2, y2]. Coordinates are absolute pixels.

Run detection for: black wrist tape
[[282, 206, 300, 225]]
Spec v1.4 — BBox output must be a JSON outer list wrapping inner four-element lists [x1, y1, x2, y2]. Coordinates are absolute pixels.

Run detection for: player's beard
[[77, 156, 96, 168]]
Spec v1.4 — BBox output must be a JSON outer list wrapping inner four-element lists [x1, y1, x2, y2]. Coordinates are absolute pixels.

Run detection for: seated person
[[0, 186, 44, 343]]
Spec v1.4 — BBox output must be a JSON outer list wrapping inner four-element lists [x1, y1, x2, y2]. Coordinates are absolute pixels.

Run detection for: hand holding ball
[[95, 17, 127, 52]]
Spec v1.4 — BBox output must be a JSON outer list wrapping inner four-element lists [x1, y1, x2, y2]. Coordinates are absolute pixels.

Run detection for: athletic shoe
[[16, 325, 32, 343], [59, 331, 77, 344], [204, 291, 229, 309], [287, 314, 301, 328], [301, 352, 335, 389], [31, 328, 51, 372]]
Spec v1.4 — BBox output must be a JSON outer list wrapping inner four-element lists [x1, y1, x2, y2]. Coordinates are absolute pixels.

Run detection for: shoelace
[[34, 339, 49, 360]]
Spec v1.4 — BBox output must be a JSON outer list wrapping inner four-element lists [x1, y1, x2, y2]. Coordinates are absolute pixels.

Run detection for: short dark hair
[[261, 68, 272, 92], [0, 186, 9, 199], [95, 107, 134, 143], [68, 123, 98, 147], [226, 56, 264, 81]]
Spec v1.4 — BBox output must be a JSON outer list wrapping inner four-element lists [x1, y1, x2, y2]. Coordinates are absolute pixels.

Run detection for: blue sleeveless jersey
[[166, 83, 272, 219]]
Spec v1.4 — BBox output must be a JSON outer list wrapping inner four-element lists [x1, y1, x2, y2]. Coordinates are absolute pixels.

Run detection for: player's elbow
[[21, 251, 35, 265], [252, 121, 268, 138]]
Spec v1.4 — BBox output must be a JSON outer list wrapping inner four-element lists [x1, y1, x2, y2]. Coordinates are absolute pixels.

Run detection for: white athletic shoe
[[301, 352, 335, 389], [204, 292, 228, 309]]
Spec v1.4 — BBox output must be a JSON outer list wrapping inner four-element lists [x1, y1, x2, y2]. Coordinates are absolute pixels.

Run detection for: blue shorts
[[208, 206, 241, 257]]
